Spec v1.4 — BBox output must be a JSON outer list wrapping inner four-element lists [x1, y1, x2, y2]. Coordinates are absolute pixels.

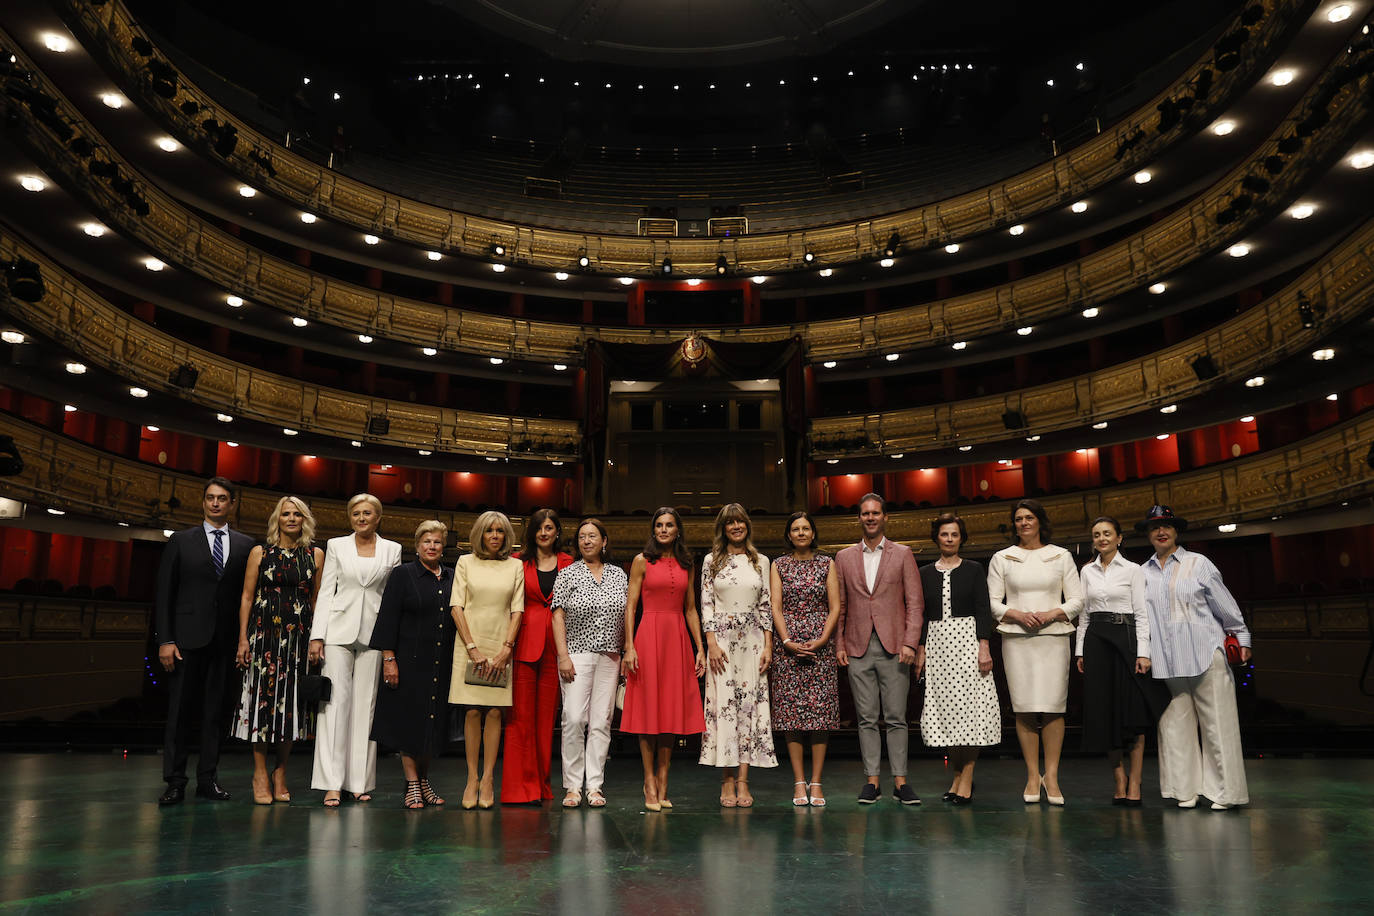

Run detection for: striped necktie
[[212, 529, 225, 577]]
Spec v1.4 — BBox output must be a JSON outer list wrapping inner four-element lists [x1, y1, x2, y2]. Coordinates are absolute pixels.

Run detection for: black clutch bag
[[301, 673, 332, 704]]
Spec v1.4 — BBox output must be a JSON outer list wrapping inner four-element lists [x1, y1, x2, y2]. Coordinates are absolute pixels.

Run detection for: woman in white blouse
[[551, 518, 628, 808], [1075, 516, 1169, 806], [308, 493, 402, 806], [699, 503, 777, 807], [987, 498, 1083, 805]]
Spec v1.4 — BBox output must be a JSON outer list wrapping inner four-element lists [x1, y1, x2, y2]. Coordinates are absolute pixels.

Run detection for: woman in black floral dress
[[233, 496, 324, 805], [768, 511, 840, 807]]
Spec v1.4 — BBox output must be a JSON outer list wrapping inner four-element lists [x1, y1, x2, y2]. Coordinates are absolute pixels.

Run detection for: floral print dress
[[232, 544, 316, 743], [698, 552, 778, 768]]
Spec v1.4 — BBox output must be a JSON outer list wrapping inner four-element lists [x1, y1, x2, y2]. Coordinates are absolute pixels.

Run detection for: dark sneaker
[[893, 784, 922, 805], [857, 783, 880, 804]]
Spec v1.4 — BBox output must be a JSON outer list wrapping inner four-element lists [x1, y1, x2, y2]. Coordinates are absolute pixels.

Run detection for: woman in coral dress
[[621, 507, 706, 811]]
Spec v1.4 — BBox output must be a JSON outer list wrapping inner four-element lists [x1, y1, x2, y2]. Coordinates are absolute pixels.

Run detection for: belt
[[1090, 612, 1134, 626]]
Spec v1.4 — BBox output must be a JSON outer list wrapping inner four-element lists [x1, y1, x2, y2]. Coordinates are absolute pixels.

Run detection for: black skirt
[[1080, 617, 1171, 753]]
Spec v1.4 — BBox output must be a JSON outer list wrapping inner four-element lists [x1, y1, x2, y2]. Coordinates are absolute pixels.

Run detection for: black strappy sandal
[[403, 780, 424, 809], [419, 778, 445, 806]]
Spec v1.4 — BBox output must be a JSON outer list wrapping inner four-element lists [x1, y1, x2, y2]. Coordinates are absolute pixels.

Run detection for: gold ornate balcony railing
[[4, 14, 1364, 365], [1, 407, 1369, 554], [0, 234, 581, 461], [810, 217, 1374, 453], [52, 0, 1304, 273]]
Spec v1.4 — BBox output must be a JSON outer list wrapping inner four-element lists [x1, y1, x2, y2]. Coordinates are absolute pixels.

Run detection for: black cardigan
[[918, 559, 995, 642]]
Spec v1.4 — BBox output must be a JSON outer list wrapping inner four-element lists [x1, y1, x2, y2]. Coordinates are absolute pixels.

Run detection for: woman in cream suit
[[987, 498, 1083, 806], [309, 493, 402, 806]]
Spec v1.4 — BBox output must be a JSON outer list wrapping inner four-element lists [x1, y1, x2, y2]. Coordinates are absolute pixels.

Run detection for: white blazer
[[309, 534, 402, 646]]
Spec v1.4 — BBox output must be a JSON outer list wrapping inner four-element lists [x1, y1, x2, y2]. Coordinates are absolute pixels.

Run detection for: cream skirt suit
[[986, 545, 1083, 713]]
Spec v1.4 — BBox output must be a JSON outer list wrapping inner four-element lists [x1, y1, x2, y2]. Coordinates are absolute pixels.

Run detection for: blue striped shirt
[[1141, 546, 1250, 679]]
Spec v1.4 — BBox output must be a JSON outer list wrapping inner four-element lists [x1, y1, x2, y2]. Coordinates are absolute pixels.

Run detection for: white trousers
[[312, 641, 381, 794], [559, 651, 620, 792], [1158, 649, 1249, 806]]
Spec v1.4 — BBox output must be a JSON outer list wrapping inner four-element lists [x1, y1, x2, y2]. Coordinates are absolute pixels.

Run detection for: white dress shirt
[[1076, 551, 1151, 657], [203, 520, 231, 564], [861, 537, 885, 592]]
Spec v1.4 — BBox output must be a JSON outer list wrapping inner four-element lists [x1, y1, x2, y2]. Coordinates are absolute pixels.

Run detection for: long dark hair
[[643, 506, 692, 570], [520, 508, 562, 564], [1011, 498, 1053, 545]]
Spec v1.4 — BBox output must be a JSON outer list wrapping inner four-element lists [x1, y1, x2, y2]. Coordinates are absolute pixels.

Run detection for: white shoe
[[792, 781, 810, 807], [1177, 796, 1198, 809], [1210, 802, 1229, 810], [1042, 777, 1065, 807]]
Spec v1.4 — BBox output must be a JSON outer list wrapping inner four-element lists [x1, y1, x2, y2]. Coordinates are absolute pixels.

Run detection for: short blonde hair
[[266, 496, 316, 548], [469, 510, 515, 560], [347, 492, 383, 517], [414, 519, 448, 552]]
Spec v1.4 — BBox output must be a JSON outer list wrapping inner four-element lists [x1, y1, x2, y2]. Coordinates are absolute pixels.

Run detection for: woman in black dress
[[233, 496, 324, 805], [370, 520, 456, 808]]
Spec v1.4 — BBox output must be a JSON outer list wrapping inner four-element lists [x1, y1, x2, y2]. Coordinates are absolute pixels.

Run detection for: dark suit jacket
[[154, 524, 255, 650], [834, 538, 924, 657]]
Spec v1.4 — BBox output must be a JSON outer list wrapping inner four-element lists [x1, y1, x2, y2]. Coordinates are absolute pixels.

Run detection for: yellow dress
[[448, 554, 524, 707]]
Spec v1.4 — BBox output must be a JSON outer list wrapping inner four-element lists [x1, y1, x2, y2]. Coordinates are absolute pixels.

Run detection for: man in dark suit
[[155, 476, 254, 805], [834, 493, 925, 805]]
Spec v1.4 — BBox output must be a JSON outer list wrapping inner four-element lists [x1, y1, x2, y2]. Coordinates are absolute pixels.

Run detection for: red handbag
[[1224, 633, 1246, 666]]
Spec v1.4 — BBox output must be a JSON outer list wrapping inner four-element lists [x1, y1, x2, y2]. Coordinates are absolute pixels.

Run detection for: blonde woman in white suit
[[308, 493, 402, 806]]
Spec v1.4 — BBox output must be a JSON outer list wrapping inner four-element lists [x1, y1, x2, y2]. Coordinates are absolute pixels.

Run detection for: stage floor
[[1, 752, 1370, 914]]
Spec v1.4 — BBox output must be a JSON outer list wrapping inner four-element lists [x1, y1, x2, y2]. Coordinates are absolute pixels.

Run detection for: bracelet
[[504, 640, 516, 649], [465, 642, 477, 650]]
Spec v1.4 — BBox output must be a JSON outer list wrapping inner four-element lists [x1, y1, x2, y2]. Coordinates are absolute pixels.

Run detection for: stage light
[[951, 341, 967, 351], [129, 386, 148, 398], [1016, 326, 1033, 336], [1009, 224, 1025, 236], [1228, 244, 1250, 258], [351, 440, 362, 447], [2, 259, 45, 302], [363, 234, 380, 245], [885, 354, 899, 362], [1312, 348, 1334, 360], [1160, 404, 1178, 413], [752, 276, 766, 284], [491, 264, 507, 273], [578, 254, 591, 269], [1071, 200, 1088, 213], [292, 316, 308, 327], [879, 258, 895, 268], [66, 362, 86, 374], [143, 258, 165, 271], [554, 363, 568, 371], [19, 176, 46, 192], [958, 445, 972, 452], [944, 243, 960, 254], [1156, 434, 1170, 440], [1026, 435, 1041, 442], [1289, 203, 1315, 219], [1351, 150, 1374, 169], [426, 251, 442, 261], [818, 268, 833, 277], [715, 255, 728, 275], [883, 232, 900, 257], [1134, 170, 1152, 184], [422, 347, 438, 356], [156, 137, 179, 152], [1082, 307, 1099, 319], [100, 93, 125, 109], [492, 243, 506, 257], [686, 278, 701, 286], [1328, 4, 1353, 23], [226, 295, 244, 307], [618, 277, 634, 285], [803, 251, 815, 263], [418, 449, 432, 456], [1092, 421, 1109, 429], [1327, 393, 1338, 401], [822, 361, 837, 369], [217, 413, 233, 423], [237, 185, 256, 198], [1149, 282, 1167, 294], [300, 212, 317, 224], [282, 428, 298, 436], [554, 272, 569, 281], [661, 257, 673, 275], [1218, 523, 1238, 533], [358, 334, 373, 343], [43, 33, 72, 53], [1245, 376, 1265, 387], [490, 357, 505, 365], [1212, 119, 1237, 136], [1270, 69, 1295, 86], [1240, 415, 1255, 423]]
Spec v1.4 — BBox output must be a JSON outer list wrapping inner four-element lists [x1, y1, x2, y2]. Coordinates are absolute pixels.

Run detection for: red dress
[[621, 557, 705, 735]]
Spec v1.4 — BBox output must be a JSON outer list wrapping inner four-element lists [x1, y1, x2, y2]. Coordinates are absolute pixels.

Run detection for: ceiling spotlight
[[81, 222, 107, 237], [486, 456, 499, 462], [1026, 435, 1041, 442], [1149, 282, 1167, 294], [300, 212, 317, 224], [63, 404, 77, 412], [552, 460, 565, 466], [418, 449, 432, 456], [1070, 200, 1088, 213], [944, 243, 960, 254], [1312, 348, 1335, 360], [1081, 307, 1100, 318], [363, 234, 380, 245], [358, 334, 373, 343], [289, 316, 309, 328], [686, 278, 702, 286], [237, 185, 257, 198], [1016, 326, 1033, 336], [422, 347, 438, 356], [951, 341, 968, 351], [958, 445, 973, 452], [1212, 119, 1237, 136], [751, 276, 766, 284], [890, 453, 905, 459], [48, 508, 67, 517], [1046, 79, 1055, 88], [803, 250, 815, 263], [1244, 376, 1265, 388], [818, 268, 834, 277], [332, 92, 340, 101], [553, 363, 568, 371], [885, 353, 899, 362], [1092, 421, 1108, 429], [1349, 150, 1374, 169], [143, 258, 165, 271], [826, 458, 839, 465], [1008, 224, 1025, 236], [156, 137, 180, 152], [216, 413, 233, 422], [490, 357, 505, 365], [1328, 4, 1353, 23], [492, 263, 507, 273], [1240, 415, 1255, 423], [1326, 393, 1338, 401], [1289, 203, 1315, 219], [426, 251, 442, 261], [1155, 433, 1171, 440], [282, 428, 299, 436], [43, 33, 72, 53], [1133, 170, 1152, 184], [1217, 523, 1238, 533], [129, 386, 149, 398], [661, 257, 673, 275], [879, 258, 895, 268], [65, 361, 87, 374], [554, 271, 569, 281], [715, 255, 728, 276], [1160, 404, 1178, 413], [822, 360, 838, 369], [618, 277, 634, 285], [145, 426, 160, 432], [100, 93, 125, 109], [1227, 244, 1251, 258], [491, 243, 506, 257], [224, 294, 244, 308], [1270, 69, 1295, 87], [0, 331, 24, 344], [19, 176, 46, 192], [883, 232, 900, 257], [350, 440, 362, 447]]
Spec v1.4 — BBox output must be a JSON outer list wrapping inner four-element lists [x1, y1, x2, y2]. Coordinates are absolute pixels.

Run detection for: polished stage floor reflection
[[2, 753, 1371, 914]]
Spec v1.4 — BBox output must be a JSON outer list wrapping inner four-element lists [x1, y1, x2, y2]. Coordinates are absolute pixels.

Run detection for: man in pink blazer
[[835, 493, 925, 804]]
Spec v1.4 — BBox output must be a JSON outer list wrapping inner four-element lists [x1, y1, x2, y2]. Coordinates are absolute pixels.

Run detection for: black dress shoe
[[1112, 797, 1127, 806], [893, 784, 922, 806], [857, 783, 880, 804], [942, 792, 957, 803], [158, 785, 186, 806], [1123, 798, 1143, 808], [950, 794, 974, 806], [195, 782, 232, 801]]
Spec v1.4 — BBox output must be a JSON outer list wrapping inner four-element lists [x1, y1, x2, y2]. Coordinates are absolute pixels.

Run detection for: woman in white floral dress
[[699, 503, 777, 806]]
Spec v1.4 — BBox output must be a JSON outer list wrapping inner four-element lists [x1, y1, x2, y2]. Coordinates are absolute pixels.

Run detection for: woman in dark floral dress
[[769, 511, 841, 807], [233, 496, 324, 805]]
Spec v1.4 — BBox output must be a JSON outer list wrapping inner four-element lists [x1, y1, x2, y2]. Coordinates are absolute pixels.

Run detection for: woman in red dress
[[502, 509, 574, 804], [621, 507, 706, 811]]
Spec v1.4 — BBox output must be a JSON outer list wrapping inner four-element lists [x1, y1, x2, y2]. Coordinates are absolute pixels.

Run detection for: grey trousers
[[847, 630, 910, 777]]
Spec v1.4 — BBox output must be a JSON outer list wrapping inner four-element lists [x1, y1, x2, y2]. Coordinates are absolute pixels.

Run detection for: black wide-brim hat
[[1137, 504, 1188, 532]]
